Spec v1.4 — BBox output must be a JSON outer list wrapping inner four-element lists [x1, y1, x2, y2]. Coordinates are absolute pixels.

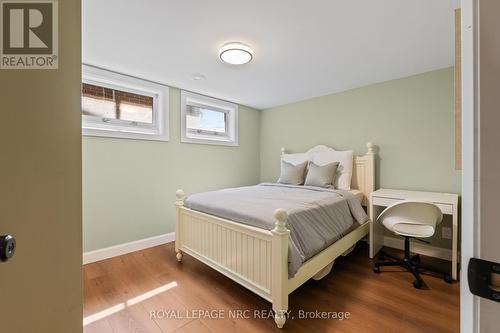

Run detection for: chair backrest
[[377, 201, 443, 227]]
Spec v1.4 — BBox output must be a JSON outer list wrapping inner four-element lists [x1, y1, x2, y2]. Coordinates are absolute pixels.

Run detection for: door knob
[[0, 234, 16, 262]]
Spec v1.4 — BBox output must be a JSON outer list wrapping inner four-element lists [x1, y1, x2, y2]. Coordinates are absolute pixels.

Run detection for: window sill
[[181, 136, 239, 147], [83, 128, 169, 142]]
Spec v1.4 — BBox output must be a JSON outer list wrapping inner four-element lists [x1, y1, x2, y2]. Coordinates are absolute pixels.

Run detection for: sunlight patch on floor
[[83, 281, 178, 326]]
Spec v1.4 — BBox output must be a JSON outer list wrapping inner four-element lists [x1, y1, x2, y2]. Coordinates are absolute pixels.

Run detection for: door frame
[[460, 0, 479, 332]]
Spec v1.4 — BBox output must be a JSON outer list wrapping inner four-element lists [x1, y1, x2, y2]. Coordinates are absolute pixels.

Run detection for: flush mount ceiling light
[[218, 42, 254, 65]]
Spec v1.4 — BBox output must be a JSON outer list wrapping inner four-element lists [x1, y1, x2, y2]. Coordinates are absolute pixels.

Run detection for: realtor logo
[[1, 1, 58, 69]]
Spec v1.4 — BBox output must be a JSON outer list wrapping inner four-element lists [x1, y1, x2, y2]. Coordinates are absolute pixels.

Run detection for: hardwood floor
[[83, 242, 459, 333]]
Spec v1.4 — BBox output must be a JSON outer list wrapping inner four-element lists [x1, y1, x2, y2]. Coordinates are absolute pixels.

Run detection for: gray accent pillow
[[277, 160, 308, 185], [304, 161, 340, 188]]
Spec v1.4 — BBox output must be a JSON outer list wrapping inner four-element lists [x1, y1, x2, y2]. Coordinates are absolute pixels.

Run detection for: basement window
[[82, 65, 169, 141], [181, 91, 238, 146]]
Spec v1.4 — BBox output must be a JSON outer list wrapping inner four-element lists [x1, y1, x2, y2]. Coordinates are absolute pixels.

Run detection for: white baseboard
[[83, 232, 175, 265], [82, 233, 450, 264], [383, 236, 452, 261]]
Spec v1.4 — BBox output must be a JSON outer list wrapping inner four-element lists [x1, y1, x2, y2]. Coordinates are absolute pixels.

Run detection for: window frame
[[82, 64, 169, 141], [186, 103, 229, 137], [181, 90, 238, 146]]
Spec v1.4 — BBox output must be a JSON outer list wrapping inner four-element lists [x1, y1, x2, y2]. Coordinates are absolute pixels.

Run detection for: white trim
[[83, 232, 175, 265], [383, 236, 452, 261], [461, 0, 479, 332], [82, 64, 170, 142], [180, 90, 239, 146]]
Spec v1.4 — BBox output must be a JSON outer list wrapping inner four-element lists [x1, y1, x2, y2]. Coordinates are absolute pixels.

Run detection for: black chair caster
[[411, 254, 421, 264], [413, 279, 423, 289]]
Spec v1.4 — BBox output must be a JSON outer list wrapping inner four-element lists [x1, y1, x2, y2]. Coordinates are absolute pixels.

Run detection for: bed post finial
[[175, 189, 185, 262], [273, 208, 288, 233], [366, 142, 374, 155], [175, 189, 185, 206], [271, 207, 289, 328], [280, 147, 286, 157]]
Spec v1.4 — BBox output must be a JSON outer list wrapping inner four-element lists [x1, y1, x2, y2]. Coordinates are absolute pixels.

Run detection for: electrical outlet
[[442, 227, 452, 239]]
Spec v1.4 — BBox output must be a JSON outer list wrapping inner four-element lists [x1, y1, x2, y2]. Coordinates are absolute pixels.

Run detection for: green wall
[[260, 68, 460, 248], [83, 87, 261, 252], [84, 68, 460, 252]]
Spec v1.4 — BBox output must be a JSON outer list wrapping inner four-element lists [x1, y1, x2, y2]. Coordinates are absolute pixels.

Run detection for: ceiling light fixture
[[218, 42, 254, 65]]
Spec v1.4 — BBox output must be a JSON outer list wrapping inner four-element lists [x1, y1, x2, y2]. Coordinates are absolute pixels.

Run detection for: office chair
[[372, 200, 452, 289]]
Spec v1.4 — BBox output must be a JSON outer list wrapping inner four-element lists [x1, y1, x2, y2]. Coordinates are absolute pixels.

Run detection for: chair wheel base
[[373, 266, 380, 273], [444, 272, 453, 284], [411, 254, 421, 264], [413, 280, 423, 289]]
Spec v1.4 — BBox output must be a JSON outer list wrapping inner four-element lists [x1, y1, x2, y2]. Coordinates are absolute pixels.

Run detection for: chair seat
[[374, 201, 445, 288], [392, 223, 435, 238]]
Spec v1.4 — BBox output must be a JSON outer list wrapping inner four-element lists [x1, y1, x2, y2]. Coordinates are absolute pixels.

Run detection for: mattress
[[184, 183, 369, 277]]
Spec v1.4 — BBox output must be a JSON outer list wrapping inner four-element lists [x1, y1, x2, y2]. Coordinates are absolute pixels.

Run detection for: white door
[[0, 0, 82, 332], [461, 1, 500, 332]]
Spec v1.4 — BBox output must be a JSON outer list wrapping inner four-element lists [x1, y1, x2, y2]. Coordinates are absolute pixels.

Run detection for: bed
[[174, 143, 375, 328]]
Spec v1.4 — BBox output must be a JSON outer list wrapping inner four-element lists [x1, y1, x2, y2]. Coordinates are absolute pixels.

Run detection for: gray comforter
[[184, 183, 368, 277]]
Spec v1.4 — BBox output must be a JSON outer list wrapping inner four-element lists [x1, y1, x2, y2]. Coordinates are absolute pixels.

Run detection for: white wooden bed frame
[[174, 143, 375, 328]]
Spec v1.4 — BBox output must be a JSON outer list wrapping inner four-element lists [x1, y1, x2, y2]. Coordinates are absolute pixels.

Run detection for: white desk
[[369, 188, 459, 280]]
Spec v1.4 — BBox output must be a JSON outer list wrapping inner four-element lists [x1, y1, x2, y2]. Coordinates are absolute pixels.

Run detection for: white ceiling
[[83, 0, 456, 109]]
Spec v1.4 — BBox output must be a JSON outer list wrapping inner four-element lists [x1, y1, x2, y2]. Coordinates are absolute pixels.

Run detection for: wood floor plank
[[84, 318, 114, 333], [84, 242, 459, 333], [172, 320, 213, 333]]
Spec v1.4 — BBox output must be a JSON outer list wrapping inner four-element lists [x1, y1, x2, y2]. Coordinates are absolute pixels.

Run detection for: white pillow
[[281, 153, 309, 166], [311, 150, 353, 190]]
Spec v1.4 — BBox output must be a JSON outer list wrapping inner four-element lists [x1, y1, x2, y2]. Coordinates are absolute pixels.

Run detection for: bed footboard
[[175, 190, 290, 328], [174, 190, 368, 329]]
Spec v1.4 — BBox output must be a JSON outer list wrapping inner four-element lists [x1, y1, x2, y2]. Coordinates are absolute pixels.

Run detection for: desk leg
[[452, 205, 458, 280], [369, 204, 384, 258]]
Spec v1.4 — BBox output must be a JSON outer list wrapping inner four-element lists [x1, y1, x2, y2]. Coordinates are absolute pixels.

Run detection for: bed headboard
[[280, 142, 375, 205]]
